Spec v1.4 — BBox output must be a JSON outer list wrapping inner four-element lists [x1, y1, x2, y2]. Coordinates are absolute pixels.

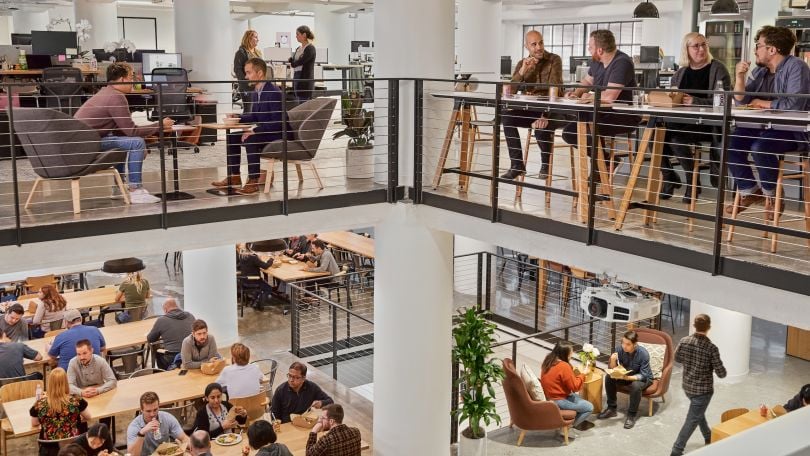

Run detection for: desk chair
[[40, 67, 84, 116], [148, 67, 197, 152]]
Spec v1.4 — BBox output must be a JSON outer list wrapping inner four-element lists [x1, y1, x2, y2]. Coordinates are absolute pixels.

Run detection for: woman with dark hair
[[289, 25, 316, 101], [193, 383, 247, 438], [30, 284, 67, 338], [540, 341, 593, 431], [72, 423, 115, 456], [240, 420, 293, 456]]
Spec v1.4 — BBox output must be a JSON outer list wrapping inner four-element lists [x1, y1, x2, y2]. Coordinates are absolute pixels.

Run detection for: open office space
[[0, 0, 809, 455]]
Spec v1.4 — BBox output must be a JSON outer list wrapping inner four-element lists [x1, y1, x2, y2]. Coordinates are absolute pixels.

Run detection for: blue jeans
[[100, 136, 147, 187], [553, 393, 593, 427], [671, 392, 713, 456], [727, 128, 806, 196]]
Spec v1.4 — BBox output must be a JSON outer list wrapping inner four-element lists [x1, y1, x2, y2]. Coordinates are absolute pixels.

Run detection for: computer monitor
[[569, 56, 591, 75], [315, 47, 328, 64], [500, 56, 512, 77], [26, 55, 54, 70], [31, 31, 78, 56], [134, 49, 164, 63], [11, 34, 32, 46], [351, 41, 370, 52], [142, 53, 181, 75], [640, 46, 660, 64]]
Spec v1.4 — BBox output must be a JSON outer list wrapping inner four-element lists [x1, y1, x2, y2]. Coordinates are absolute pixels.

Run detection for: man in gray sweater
[[181, 319, 219, 369], [67, 339, 117, 397], [146, 298, 194, 370]]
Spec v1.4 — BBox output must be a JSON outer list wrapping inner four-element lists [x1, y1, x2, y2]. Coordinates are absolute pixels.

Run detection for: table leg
[[614, 117, 656, 230], [536, 262, 548, 310], [157, 132, 195, 201], [643, 127, 666, 226], [561, 274, 571, 316], [432, 107, 461, 189], [576, 121, 590, 223], [206, 127, 241, 197], [458, 106, 473, 192]]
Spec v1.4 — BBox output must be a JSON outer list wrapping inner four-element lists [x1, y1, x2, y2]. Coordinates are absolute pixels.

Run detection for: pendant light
[[711, 0, 740, 15], [633, 0, 660, 18]]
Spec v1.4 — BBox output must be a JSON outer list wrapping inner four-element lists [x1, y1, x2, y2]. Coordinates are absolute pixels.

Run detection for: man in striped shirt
[[670, 314, 726, 456]]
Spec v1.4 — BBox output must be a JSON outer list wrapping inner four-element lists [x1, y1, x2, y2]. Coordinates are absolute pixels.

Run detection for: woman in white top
[[216, 343, 264, 399], [288, 25, 316, 101], [30, 284, 67, 338]]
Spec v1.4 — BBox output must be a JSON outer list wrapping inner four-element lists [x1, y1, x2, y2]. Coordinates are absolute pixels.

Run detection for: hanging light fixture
[[633, 0, 660, 18], [711, 0, 740, 15]]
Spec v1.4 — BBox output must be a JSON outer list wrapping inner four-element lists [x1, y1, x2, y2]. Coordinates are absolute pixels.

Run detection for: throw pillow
[[520, 363, 545, 401], [638, 341, 666, 379]]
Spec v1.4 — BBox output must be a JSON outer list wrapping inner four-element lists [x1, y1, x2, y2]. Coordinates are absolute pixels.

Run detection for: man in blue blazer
[[213, 57, 288, 194]]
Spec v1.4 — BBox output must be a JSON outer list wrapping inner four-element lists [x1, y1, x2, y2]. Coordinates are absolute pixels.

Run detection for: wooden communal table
[[710, 409, 773, 442], [317, 232, 375, 259], [214, 418, 370, 455], [198, 122, 255, 196], [261, 255, 331, 283], [130, 87, 206, 95], [20, 287, 118, 319]]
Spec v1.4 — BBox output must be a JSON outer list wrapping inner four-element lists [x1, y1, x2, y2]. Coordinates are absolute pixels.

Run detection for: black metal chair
[[148, 67, 197, 152], [40, 67, 84, 115]]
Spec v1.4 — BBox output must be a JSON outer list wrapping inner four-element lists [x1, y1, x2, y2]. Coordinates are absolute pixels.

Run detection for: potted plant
[[452, 307, 504, 456], [333, 91, 374, 179]]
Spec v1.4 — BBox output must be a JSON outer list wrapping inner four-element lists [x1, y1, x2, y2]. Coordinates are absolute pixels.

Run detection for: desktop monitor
[[351, 40, 370, 52], [569, 56, 591, 75], [500, 56, 512, 77], [31, 31, 78, 56], [134, 49, 164, 63], [640, 46, 660, 63], [142, 52, 181, 75], [11, 34, 32, 46]]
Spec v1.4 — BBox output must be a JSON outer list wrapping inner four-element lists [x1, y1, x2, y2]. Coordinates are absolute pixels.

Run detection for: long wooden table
[[19, 287, 119, 319], [215, 419, 370, 455], [318, 232, 375, 259], [261, 255, 331, 283], [710, 409, 773, 442]]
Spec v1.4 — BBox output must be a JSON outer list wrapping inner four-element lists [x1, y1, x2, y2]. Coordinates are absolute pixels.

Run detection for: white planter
[[346, 145, 374, 179], [458, 428, 487, 456]]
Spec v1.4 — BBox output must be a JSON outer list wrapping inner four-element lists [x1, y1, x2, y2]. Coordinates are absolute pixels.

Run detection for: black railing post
[[450, 355, 459, 445], [388, 79, 400, 203], [490, 82, 503, 223], [291, 287, 300, 356], [157, 82, 167, 228], [413, 79, 424, 204], [589, 320, 595, 344], [281, 80, 289, 215], [484, 253, 492, 312], [7, 89, 21, 246], [511, 341, 518, 365], [711, 94, 733, 275], [610, 323, 617, 351], [476, 252, 483, 309], [332, 305, 338, 380], [587, 88, 602, 245]]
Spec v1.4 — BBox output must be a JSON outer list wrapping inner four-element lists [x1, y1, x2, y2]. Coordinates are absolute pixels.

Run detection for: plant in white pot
[[452, 307, 504, 456], [333, 91, 374, 179]]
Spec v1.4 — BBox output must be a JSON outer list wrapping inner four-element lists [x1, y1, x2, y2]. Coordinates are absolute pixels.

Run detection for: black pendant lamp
[[102, 258, 145, 274], [711, 0, 740, 15], [633, 0, 660, 18]]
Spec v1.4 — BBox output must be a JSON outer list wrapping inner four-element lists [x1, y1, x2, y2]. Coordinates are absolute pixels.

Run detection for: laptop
[[25, 54, 53, 70]]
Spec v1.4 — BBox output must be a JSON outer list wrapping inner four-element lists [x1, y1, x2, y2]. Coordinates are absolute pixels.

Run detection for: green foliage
[[452, 307, 504, 440], [332, 91, 374, 148]]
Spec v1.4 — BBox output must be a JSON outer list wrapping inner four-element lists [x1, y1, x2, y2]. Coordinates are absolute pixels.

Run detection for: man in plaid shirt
[[670, 314, 727, 456], [306, 404, 361, 456]]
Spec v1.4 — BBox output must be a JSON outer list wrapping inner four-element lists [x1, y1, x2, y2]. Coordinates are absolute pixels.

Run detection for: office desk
[[261, 256, 331, 283]]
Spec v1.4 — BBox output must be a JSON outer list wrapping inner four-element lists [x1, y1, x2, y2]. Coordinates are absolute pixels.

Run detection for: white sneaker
[[129, 187, 161, 204]]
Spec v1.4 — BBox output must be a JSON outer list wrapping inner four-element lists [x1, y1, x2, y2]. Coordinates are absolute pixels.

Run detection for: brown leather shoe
[[725, 189, 764, 215], [211, 175, 241, 189], [236, 179, 260, 195]]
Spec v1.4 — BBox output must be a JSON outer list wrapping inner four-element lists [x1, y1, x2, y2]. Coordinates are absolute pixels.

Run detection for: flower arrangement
[[577, 343, 600, 372], [102, 39, 138, 62], [76, 20, 92, 46], [46, 17, 72, 31]]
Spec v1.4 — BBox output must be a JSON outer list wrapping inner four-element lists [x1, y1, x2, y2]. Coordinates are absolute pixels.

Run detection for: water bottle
[[18, 50, 27, 71], [35, 384, 42, 401], [90, 55, 98, 71], [713, 80, 724, 112], [153, 420, 162, 440]]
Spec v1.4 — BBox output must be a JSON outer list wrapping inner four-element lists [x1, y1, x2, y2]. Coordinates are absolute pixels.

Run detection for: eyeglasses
[[287, 374, 304, 380], [688, 43, 708, 50], [755, 43, 770, 50]]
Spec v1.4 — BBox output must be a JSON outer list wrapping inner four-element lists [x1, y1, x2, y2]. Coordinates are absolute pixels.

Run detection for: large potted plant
[[333, 91, 374, 179], [452, 307, 504, 456]]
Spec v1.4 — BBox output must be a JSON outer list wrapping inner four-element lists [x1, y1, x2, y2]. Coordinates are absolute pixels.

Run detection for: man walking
[[670, 314, 726, 456]]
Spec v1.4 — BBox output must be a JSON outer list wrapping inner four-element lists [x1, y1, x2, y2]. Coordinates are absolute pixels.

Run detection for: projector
[[580, 282, 661, 323]]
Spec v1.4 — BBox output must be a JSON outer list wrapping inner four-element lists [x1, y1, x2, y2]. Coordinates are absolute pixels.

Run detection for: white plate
[[214, 433, 242, 446]]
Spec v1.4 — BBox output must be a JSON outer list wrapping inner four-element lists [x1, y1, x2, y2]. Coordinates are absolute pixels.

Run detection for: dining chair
[[720, 408, 750, 422], [0, 379, 43, 456]]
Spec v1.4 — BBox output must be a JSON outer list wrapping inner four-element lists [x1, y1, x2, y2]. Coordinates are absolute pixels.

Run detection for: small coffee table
[[199, 122, 255, 196], [579, 367, 604, 414]]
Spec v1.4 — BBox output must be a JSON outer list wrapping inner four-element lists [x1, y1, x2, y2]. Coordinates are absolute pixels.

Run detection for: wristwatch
[[137, 430, 146, 438]]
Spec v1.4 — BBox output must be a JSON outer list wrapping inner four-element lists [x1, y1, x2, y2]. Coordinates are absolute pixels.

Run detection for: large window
[[585, 21, 643, 60]]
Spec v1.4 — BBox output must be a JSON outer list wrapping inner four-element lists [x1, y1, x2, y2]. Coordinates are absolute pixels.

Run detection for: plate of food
[[288, 259, 298, 264], [732, 104, 763, 111], [214, 433, 243, 446]]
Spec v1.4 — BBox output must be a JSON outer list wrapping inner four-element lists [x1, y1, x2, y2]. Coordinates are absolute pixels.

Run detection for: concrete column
[[456, 0, 502, 82], [313, 5, 351, 65], [174, 0, 232, 104], [690, 300, 751, 383], [74, 0, 119, 51], [0, 17, 12, 45], [373, 205, 454, 455], [181, 245, 239, 347]]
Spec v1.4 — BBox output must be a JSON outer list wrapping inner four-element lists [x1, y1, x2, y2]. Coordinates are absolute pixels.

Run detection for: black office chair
[[40, 67, 84, 115], [148, 67, 197, 152]]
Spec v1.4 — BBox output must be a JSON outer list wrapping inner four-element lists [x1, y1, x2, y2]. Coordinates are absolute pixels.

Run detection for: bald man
[[501, 30, 570, 180], [146, 298, 195, 369], [189, 430, 212, 456]]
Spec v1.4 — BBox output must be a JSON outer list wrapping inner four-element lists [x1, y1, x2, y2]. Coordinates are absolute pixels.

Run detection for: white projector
[[580, 282, 661, 323]]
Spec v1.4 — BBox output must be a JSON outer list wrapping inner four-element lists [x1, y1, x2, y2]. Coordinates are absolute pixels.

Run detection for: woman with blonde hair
[[289, 25, 316, 101], [234, 30, 263, 106], [113, 271, 151, 322], [30, 368, 91, 456], [30, 284, 67, 338], [659, 32, 731, 202]]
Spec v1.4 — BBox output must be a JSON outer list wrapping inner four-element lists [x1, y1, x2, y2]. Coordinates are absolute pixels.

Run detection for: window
[[585, 20, 642, 60]]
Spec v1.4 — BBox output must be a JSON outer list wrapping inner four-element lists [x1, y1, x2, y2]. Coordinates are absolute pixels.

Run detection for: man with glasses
[[306, 404, 362, 456], [271, 361, 334, 423], [727, 25, 810, 219]]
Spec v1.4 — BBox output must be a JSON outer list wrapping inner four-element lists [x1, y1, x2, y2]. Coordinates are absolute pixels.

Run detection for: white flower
[[582, 343, 593, 353], [592, 347, 600, 357], [103, 41, 117, 53]]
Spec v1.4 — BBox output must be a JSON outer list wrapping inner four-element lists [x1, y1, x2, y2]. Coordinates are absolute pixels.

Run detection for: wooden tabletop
[[711, 409, 773, 442], [20, 287, 118, 319], [130, 87, 205, 95], [199, 123, 254, 130], [261, 255, 331, 283], [318, 232, 375, 259], [5, 368, 215, 435], [23, 318, 156, 365], [214, 418, 369, 455]]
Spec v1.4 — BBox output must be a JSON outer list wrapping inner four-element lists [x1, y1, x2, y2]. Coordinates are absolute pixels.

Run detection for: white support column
[[74, 0, 119, 51], [690, 300, 751, 383], [182, 245, 238, 347], [456, 0, 502, 81], [374, 205, 454, 455]]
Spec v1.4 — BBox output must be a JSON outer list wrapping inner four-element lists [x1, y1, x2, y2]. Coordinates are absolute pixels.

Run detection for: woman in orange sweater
[[540, 341, 594, 430]]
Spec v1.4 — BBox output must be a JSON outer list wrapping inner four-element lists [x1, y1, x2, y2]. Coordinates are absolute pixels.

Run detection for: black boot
[[682, 182, 702, 204], [659, 172, 682, 200]]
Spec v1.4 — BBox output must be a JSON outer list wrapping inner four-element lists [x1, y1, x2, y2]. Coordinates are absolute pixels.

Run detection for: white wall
[[248, 14, 314, 49], [314, 7, 373, 65], [11, 10, 49, 34], [0, 17, 11, 45], [116, 5, 175, 52]]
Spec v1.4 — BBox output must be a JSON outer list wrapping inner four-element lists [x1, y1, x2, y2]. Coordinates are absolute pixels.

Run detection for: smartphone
[[178, 369, 188, 376]]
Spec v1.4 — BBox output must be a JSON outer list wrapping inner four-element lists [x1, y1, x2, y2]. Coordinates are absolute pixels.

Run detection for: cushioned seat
[[615, 328, 674, 416]]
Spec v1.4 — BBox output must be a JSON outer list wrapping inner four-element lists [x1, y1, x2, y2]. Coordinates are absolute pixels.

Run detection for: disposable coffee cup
[[549, 86, 559, 102]]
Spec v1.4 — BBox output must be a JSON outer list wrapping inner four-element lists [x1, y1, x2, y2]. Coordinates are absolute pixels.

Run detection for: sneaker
[[129, 187, 160, 204]]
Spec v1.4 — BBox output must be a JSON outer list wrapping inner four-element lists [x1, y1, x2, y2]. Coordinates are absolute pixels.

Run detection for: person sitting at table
[[74, 62, 175, 204], [727, 25, 810, 219], [73, 423, 115, 456], [0, 303, 28, 342], [305, 240, 340, 275], [238, 250, 274, 310], [48, 309, 107, 371], [285, 234, 309, 256], [67, 339, 117, 398], [306, 404, 362, 456], [58, 443, 89, 456], [127, 391, 189, 456], [146, 298, 195, 370], [30, 368, 91, 456], [240, 420, 293, 456], [216, 342, 264, 398], [193, 382, 248, 438], [211, 57, 290, 195], [563, 29, 641, 175], [784, 384, 810, 412], [189, 430, 213, 456], [0, 328, 43, 380], [292, 234, 318, 261], [539, 341, 593, 431], [501, 30, 570, 180], [181, 319, 219, 369], [30, 284, 67, 338], [113, 271, 151, 319], [658, 32, 731, 202], [597, 330, 653, 430], [271, 361, 334, 423]]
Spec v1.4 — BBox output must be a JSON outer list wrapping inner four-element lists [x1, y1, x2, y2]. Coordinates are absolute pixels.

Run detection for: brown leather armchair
[[616, 327, 674, 416], [502, 358, 576, 446]]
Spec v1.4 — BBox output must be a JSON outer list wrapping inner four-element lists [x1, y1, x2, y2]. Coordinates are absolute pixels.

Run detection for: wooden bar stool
[[605, 132, 635, 187], [515, 127, 578, 211], [770, 153, 810, 253], [686, 144, 714, 232]]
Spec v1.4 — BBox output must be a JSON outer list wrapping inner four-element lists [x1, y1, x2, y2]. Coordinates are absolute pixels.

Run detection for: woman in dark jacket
[[234, 30, 263, 108], [72, 423, 115, 456], [193, 383, 248, 438], [660, 32, 731, 202], [289, 25, 316, 101], [239, 420, 292, 456]]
